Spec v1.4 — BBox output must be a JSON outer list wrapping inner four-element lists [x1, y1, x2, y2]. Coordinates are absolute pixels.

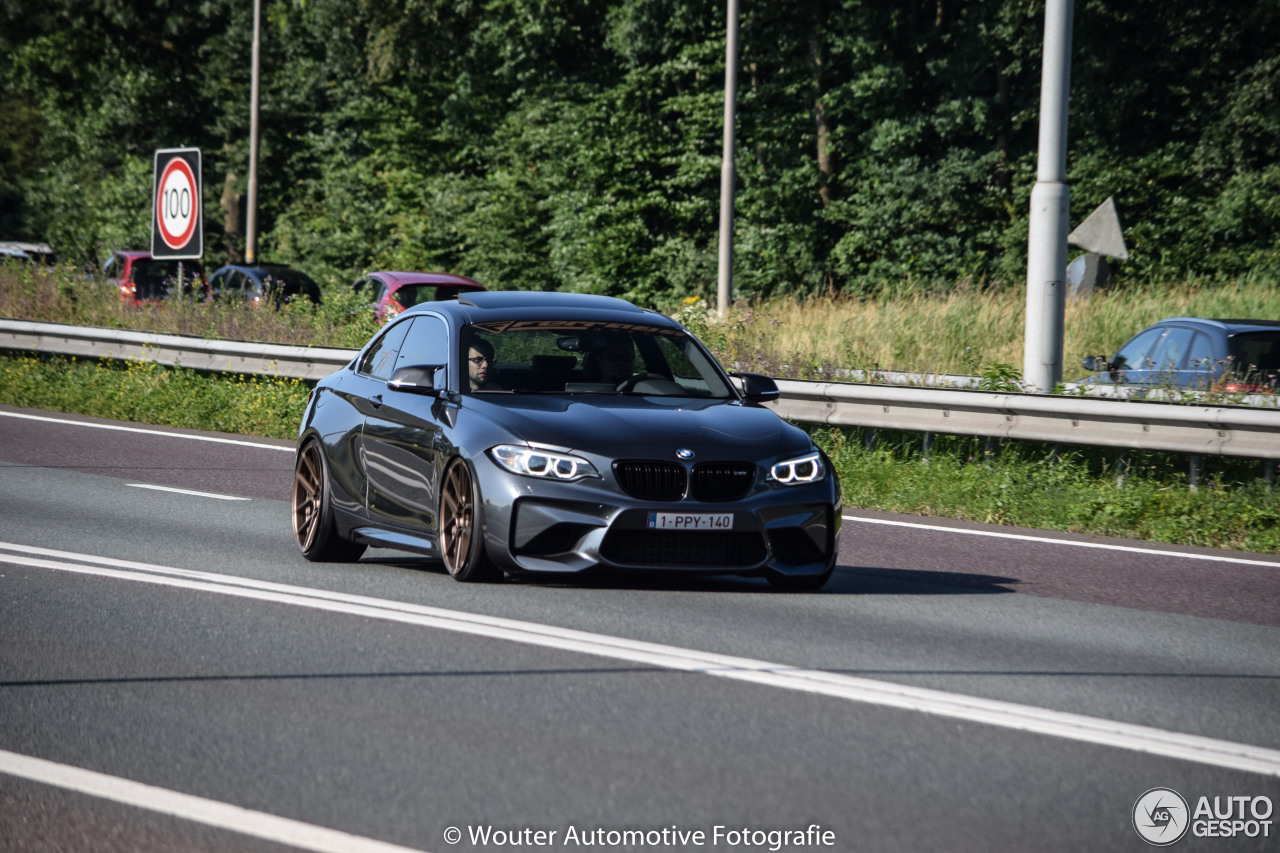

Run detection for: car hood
[[464, 395, 812, 460]]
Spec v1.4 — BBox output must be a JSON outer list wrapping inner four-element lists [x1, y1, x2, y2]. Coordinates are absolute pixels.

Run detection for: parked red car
[[351, 271, 484, 323], [104, 250, 208, 305]]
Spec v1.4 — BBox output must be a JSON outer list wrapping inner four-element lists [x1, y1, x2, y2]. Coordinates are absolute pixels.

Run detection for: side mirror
[[731, 372, 781, 405], [1082, 355, 1109, 372], [389, 364, 446, 396]]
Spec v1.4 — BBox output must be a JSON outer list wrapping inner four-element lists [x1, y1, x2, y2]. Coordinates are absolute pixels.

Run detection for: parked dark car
[[209, 263, 322, 306], [351, 270, 484, 323], [1082, 317, 1280, 394], [104, 250, 208, 304], [292, 291, 841, 589]]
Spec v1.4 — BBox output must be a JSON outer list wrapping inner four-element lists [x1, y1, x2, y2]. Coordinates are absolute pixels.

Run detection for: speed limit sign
[[151, 148, 203, 259]]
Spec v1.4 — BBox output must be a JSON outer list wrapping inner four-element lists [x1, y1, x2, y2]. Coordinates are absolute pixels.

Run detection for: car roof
[[1156, 317, 1280, 333], [0, 241, 53, 254], [215, 263, 306, 273], [395, 290, 678, 331], [364, 270, 484, 289]]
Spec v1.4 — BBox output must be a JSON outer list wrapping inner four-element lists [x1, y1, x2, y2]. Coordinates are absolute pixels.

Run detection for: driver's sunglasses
[[468, 355, 491, 365]]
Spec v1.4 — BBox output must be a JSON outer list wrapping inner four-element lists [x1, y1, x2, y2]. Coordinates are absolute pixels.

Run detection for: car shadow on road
[[830, 565, 1022, 595]]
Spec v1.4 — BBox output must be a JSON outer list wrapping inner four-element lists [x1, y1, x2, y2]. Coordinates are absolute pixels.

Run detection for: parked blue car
[[1082, 317, 1280, 394]]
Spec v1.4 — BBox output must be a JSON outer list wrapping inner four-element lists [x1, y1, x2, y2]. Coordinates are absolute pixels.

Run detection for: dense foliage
[[3, 0, 1278, 303]]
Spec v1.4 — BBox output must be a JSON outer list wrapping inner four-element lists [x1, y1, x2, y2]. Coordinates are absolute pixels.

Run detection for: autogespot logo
[[1134, 788, 1191, 846]]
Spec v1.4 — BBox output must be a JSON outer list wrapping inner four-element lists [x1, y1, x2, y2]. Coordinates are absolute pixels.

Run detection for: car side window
[[1111, 327, 1164, 372], [359, 321, 412, 380], [395, 316, 449, 389], [1150, 326, 1194, 371], [1186, 331, 1214, 371]]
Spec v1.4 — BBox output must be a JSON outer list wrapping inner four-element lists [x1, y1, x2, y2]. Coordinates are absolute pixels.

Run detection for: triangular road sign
[[1068, 196, 1128, 261]]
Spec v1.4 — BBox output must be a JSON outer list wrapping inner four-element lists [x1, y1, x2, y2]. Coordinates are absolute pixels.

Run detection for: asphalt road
[[1, 405, 1278, 853]]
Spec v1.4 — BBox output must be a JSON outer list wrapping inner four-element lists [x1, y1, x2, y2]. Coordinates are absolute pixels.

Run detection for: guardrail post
[[921, 432, 933, 463], [1115, 450, 1128, 489], [1188, 454, 1202, 492], [1266, 460, 1276, 490]]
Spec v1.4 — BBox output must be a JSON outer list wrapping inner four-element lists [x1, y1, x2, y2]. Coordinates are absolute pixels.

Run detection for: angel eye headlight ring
[[490, 445, 600, 482], [769, 452, 825, 485]]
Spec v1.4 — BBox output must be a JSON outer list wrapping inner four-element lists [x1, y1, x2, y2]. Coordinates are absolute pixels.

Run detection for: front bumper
[[478, 461, 840, 579]]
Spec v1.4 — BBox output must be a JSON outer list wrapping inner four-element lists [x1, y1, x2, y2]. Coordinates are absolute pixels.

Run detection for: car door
[[1107, 326, 1165, 385], [361, 314, 452, 532], [1177, 330, 1217, 389], [332, 318, 417, 517]]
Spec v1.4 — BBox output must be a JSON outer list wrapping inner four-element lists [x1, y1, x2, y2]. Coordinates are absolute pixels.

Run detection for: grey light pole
[[716, 0, 740, 318], [245, 0, 262, 264], [1022, 0, 1074, 392]]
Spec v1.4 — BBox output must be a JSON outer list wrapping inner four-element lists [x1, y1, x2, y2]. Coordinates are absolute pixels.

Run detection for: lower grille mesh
[[600, 530, 766, 568]]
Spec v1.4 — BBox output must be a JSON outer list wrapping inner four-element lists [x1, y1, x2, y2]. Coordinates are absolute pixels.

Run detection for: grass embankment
[[2, 264, 1278, 553]]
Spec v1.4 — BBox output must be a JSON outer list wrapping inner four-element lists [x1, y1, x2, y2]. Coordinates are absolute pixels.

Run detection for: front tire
[[439, 459, 500, 582], [293, 441, 367, 562]]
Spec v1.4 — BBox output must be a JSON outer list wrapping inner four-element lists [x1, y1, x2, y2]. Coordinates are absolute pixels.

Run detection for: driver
[[466, 338, 503, 391], [596, 334, 636, 386]]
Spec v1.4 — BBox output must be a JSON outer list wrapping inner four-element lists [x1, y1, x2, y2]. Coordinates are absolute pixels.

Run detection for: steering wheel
[[617, 373, 663, 393]]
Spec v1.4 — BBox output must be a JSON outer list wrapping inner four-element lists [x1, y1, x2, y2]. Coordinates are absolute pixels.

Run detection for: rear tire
[[439, 459, 501, 582], [293, 441, 367, 562]]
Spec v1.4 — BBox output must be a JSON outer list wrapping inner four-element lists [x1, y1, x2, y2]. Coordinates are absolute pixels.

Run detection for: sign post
[[152, 148, 203, 261]]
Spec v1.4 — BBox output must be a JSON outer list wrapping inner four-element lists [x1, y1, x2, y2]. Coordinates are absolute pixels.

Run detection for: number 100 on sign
[[151, 148, 202, 259]]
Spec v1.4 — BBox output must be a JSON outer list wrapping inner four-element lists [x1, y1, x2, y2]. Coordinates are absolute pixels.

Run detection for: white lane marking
[[0, 749, 429, 853], [3, 540, 1279, 779], [843, 514, 1280, 570], [0, 411, 293, 452], [126, 483, 251, 501]]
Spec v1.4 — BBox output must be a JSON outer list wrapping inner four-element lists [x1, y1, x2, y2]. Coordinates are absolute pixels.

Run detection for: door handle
[[370, 394, 383, 408]]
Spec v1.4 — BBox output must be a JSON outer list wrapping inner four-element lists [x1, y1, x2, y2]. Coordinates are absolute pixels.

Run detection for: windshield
[[261, 268, 320, 300], [459, 322, 733, 398]]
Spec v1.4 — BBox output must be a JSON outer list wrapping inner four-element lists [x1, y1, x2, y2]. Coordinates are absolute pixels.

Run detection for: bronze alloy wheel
[[439, 459, 498, 582], [292, 441, 366, 562], [293, 442, 324, 553]]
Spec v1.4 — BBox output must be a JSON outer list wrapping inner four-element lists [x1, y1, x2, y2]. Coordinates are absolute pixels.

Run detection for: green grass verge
[[3, 353, 1277, 554], [820, 428, 1279, 554], [0, 354, 311, 439]]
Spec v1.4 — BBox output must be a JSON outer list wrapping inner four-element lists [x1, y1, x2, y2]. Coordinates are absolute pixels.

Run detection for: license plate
[[647, 512, 734, 531]]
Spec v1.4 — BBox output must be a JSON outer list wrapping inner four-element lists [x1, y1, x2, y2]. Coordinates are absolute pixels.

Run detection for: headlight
[[490, 445, 600, 482], [769, 452, 825, 485]]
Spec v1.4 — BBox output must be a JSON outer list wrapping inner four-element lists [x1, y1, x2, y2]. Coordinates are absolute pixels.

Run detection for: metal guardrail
[[3, 319, 1279, 461], [0, 319, 352, 381], [768, 379, 1280, 461]]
